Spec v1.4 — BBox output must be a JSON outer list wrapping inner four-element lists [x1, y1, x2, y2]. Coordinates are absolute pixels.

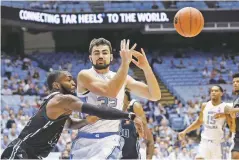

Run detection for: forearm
[[146, 130, 154, 159], [143, 66, 161, 101], [81, 103, 134, 120], [62, 95, 134, 120], [231, 108, 239, 113], [108, 62, 129, 97], [184, 120, 202, 134]]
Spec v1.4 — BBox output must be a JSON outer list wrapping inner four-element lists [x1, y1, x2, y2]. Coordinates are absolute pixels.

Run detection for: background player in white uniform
[[71, 38, 161, 159], [178, 85, 234, 160]]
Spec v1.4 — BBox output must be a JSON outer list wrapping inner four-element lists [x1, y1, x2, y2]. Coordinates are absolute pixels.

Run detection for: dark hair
[[47, 70, 63, 90], [89, 38, 112, 54], [211, 85, 223, 92], [125, 91, 131, 101], [233, 73, 239, 79]]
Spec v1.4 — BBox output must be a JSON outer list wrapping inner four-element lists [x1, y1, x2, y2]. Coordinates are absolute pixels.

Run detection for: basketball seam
[[189, 7, 191, 37], [197, 11, 202, 36], [178, 11, 185, 37]]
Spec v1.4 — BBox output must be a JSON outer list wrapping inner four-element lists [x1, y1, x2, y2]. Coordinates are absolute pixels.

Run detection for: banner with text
[[2, 6, 239, 26]]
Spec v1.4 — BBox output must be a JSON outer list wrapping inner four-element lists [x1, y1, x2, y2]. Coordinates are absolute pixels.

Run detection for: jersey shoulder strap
[[128, 99, 137, 113]]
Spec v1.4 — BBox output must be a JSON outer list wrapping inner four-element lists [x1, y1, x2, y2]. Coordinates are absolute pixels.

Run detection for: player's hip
[[71, 132, 122, 151]]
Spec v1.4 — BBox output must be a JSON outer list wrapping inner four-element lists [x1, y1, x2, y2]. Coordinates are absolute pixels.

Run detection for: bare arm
[[126, 49, 161, 101], [126, 75, 161, 101], [132, 102, 154, 159], [226, 114, 236, 133], [64, 117, 89, 130], [178, 103, 206, 140], [145, 128, 154, 159], [184, 104, 205, 133]]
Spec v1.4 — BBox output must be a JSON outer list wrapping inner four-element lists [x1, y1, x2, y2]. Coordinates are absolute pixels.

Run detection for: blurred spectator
[[26, 83, 38, 95], [6, 114, 16, 129], [159, 119, 174, 138], [152, 2, 159, 9], [170, 60, 176, 69], [2, 84, 13, 95], [8, 127, 18, 141], [1, 135, 9, 150], [168, 146, 180, 160], [188, 62, 198, 72], [4, 63, 13, 79], [209, 76, 217, 84], [178, 147, 191, 160], [217, 75, 227, 84], [152, 146, 163, 160], [202, 67, 210, 78], [32, 69, 40, 79], [176, 59, 186, 69]]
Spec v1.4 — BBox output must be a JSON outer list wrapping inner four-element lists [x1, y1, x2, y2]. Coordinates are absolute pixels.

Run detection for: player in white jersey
[[71, 38, 161, 159], [178, 85, 234, 160]]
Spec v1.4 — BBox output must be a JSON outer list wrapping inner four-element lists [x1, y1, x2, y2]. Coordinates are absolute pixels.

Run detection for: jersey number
[[207, 114, 216, 125], [97, 97, 117, 108]]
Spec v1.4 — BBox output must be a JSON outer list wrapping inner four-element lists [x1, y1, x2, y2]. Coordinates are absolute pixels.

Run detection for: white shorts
[[139, 147, 146, 160], [195, 139, 223, 159], [71, 132, 124, 160]]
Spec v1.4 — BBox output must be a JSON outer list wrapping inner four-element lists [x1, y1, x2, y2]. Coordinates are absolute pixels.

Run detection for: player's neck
[[211, 100, 221, 106], [93, 67, 110, 74]]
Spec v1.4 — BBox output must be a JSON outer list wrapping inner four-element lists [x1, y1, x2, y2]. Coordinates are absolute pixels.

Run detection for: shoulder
[[132, 101, 143, 110], [78, 69, 91, 78], [234, 97, 239, 107], [201, 102, 208, 111], [49, 94, 76, 105]]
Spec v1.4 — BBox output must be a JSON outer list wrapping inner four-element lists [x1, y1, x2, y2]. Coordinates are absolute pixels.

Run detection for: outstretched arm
[[126, 49, 161, 101], [178, 103, 206, 140]]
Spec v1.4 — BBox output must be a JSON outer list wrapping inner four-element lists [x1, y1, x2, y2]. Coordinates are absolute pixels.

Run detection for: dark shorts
[[1, 138, 40, 159], [232, 136, 239, 152]]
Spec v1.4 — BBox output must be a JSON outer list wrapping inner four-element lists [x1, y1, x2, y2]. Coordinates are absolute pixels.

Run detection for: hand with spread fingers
[[178, 131, 187, 140], [120, 39, 137, 65], [131, 48, 150, 71]]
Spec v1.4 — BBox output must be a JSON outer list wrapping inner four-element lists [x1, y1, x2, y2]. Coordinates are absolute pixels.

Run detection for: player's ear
[[52, 82, 61, 90], [89, 55, 92, 62], [110, 54, 113, 62]]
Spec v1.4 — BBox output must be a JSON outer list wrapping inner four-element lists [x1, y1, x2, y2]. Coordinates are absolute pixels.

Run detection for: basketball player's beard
[[61, 85, 75, 95], [235, 90, 239, 95], [92, 62, 110, 70]]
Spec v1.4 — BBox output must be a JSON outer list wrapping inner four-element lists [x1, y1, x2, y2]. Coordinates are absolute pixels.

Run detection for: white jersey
[[201, 101, 226, 141], [78, 67, 125, 133]]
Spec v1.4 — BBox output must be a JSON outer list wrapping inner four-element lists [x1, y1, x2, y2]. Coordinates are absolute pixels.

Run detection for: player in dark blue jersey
[[215, 73, 239, 159], [121, 91, 154, 159]]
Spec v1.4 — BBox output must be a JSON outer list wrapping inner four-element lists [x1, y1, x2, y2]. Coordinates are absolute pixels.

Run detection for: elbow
[[149, 94, 161, 101], [104, 89, 118, 98]]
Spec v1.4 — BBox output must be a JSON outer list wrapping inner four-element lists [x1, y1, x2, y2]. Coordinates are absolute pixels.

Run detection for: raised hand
[[132, 48, 150, 71], [120, 39, 137, 65]]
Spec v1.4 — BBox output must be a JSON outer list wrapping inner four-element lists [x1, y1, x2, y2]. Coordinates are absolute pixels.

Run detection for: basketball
[[174, 7, 204, 38]]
